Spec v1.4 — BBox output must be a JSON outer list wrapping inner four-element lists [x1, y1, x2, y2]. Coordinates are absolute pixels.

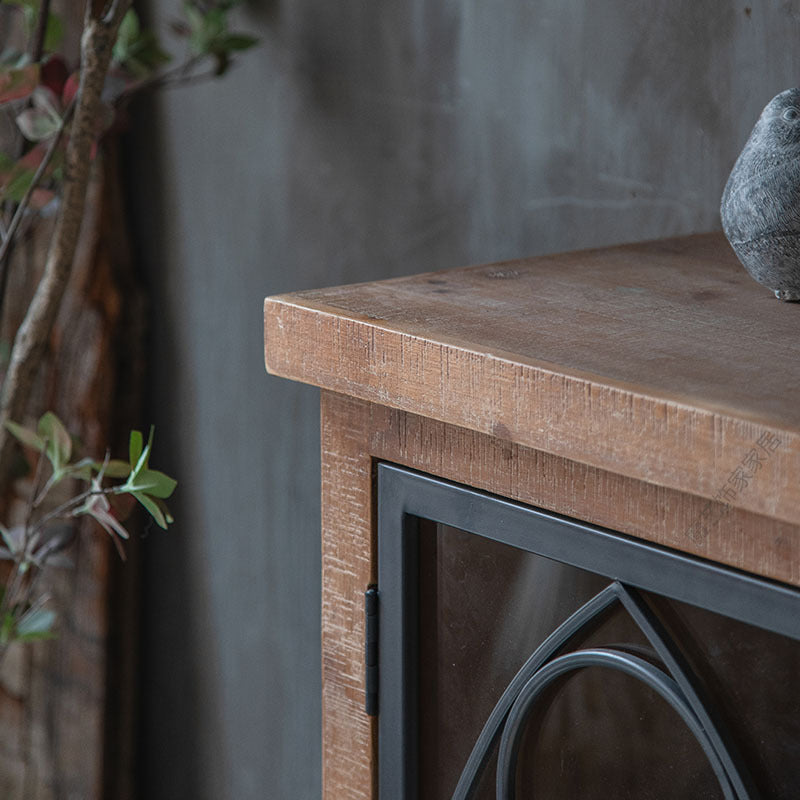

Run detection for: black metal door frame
[[375, 462, 800, 800]]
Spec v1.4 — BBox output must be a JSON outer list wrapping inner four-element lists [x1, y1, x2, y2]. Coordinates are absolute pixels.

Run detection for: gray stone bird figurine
[[721, 87, 800, 301]]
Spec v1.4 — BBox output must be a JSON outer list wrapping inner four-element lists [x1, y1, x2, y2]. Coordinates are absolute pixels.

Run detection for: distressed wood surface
[[268, 233, 800, 525], [319, 391, 800, 800], [292, 235, 800, 799], [320, 393, 376, 800]]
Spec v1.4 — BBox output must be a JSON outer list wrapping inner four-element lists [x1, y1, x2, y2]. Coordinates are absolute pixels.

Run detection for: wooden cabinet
[[264, 233, 800, 799]]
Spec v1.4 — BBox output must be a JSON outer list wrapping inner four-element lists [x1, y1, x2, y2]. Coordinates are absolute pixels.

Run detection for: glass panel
[[417, 522, 610, 799], [416, 522, 800, 799], [646, 595, 800, 798], [515, 666, 722, 799]]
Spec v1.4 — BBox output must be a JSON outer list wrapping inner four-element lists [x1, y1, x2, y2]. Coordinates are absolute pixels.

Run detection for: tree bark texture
[[0, 143, 145, 800], [0, 8, 129, 486]]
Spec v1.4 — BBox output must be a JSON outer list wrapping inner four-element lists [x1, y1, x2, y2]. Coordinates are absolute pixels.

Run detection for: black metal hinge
[[365, 585, 379, 716]]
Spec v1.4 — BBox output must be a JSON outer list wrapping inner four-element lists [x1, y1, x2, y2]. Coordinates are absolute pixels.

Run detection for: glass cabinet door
[[376, 464, 800, 800]]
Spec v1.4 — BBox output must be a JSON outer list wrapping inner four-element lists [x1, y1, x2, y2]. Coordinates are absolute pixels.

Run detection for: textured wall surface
[[128, 2, 800, 797]]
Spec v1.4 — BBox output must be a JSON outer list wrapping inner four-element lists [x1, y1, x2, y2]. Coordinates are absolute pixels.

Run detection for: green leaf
[[0, 611, 14, 644], [216, 33, 259, 52], [66, 457, 95, 481], [0, 151, 15, 173], [135, 426, 155, 474], [132, 490, 169, 528], [43, 13, 63, 52], [124, 467, 177, 499], [1, 163, 36, 203], [129, 429, 143, 468], [1, 145, 64, 204], [188, 6, 227, 55], [154, 497, 174, 525], [115, 7, 141, 55], [4, 420, 46, 452], [95, 459, 131, 479], [37, 411, 71, 473], [0, 63, 39, 105], [183, 2, 206, 34], [120, 426, 176, 519], [16, 607, 56, 641], [114, 9, 171, 77]]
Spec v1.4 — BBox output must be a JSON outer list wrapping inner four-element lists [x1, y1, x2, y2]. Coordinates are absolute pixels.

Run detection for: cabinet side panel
[[320, 391, 377, 800]]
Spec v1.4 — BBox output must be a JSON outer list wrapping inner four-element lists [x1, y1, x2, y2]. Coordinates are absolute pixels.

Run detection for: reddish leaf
[[20, 142, 48, 169], [29, 187, 56, 210], [0, 64, 40, 105], [1, 145, 64, 204], [40, 55, 68, 97], [62, 71, 79, 106]]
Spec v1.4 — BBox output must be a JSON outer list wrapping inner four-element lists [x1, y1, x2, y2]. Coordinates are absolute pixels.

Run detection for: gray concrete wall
[[129, 2, 800, 797]]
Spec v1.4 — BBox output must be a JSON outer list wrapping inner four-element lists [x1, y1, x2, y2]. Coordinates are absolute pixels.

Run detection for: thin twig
[[0, 559, 25, 625], [0, 100, 74, 267], [24, 441, 49, 535], [0, 449, 50, 629], [114, 55, 212, 107], [0, 98, 76, 322], [96, 448, 110, 482], [29, 487, 103, 535], [0, 208, 43, 317], [33, 470, 59, 509], [106, 0, 133, 27], [32, 526, 74, 564], [29, 0, 53, 63]]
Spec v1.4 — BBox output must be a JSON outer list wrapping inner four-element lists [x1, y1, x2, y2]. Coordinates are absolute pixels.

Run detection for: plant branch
[[120, 62, 228, 107], [29, 0, 53, 63], [0, 560, 24, 631], [87, 0, 105, 24], [0, 11, 128, 484], [33, 470, 59, 509], [24, 444, 49, 534], [29, 487, 103, 535], [0, 100, 74, 320], [105, 0, 132, 27], [116, 55, 206, 103], [0, 445, 50, 632], [33, 526, 74, 564]]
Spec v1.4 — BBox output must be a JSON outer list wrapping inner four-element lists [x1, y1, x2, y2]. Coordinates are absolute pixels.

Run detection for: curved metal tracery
[[451, 581, 757, 800]]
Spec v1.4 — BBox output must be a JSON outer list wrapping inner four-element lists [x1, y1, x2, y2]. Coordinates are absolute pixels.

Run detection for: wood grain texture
[[320, 392, 377, 800], [268, 234, 800, 525], [319, 391, 800, 800]]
